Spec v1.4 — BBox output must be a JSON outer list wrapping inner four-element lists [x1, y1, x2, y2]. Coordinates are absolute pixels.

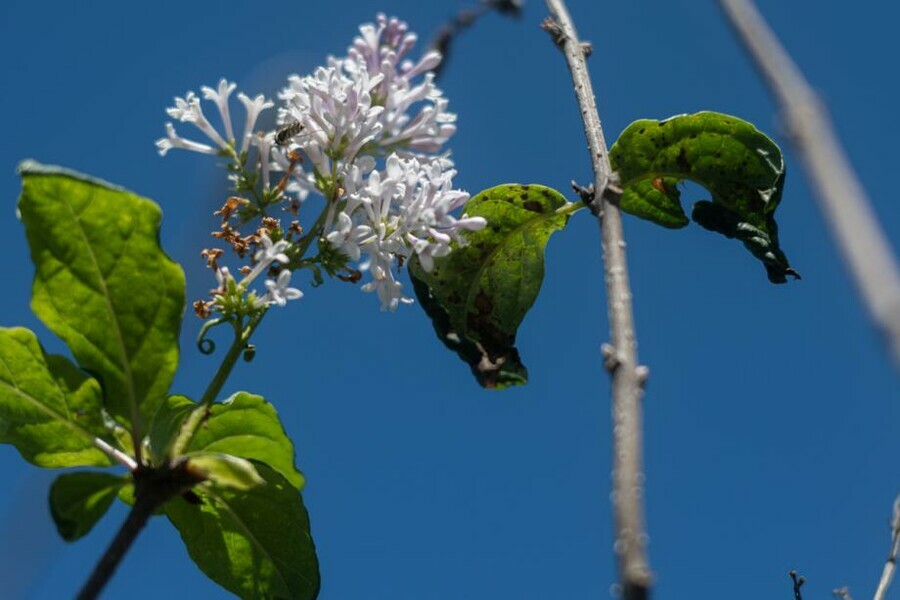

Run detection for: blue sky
[[1, 1, 897, 598]]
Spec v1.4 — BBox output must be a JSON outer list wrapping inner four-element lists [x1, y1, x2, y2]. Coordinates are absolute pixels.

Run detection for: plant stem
[[76, 495, 156, 600], [718, 0, 900, 366], [76, 465, 201, 600], [542, 1, 652, 597], [171, 311, 267, 458], [295, 204, 331, 260], [199, 312, 265, 408]]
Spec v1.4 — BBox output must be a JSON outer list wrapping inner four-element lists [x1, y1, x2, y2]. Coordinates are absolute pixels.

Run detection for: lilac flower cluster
[[157, 15, 485, 311]]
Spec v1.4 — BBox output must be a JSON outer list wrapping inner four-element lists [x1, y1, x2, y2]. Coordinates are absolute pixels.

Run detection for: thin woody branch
[[542, 1, 651, 597], [718, 0, 900, 366], [873, 495, 900, 600]]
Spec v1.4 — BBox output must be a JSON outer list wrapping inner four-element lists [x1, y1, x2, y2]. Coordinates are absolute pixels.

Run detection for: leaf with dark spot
[[410, 184, 571, 389], [609, 112, 798, 283]]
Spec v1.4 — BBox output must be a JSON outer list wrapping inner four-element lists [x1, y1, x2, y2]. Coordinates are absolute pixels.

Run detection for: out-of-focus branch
[[832, 585, 854, 600], [429, 0, 523, 80], [718, 0, 900, 366], [873, 495, 900, 600], [542, 1, 651, 598], [791, 570, 806, 600]]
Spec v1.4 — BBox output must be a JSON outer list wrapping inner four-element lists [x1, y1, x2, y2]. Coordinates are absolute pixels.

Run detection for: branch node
[[580, 42, 593, 57], [601, 343, 620, 372], [571, 179, 595, 201], [602, 171, 624, 203], [635, 365, 650, 386], [540, 16, 566, 48]]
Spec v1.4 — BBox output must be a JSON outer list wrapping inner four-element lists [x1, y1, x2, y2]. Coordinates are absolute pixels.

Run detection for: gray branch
[[542, 1, 651, 597], [718, 0, 900, 366], [873, 495, 900, 600]]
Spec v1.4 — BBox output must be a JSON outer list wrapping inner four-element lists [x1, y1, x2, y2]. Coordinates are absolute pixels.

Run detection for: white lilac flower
[[158, 81, 273, 158], [244, 233, 292, 285], [390, 155, 486, 271], [254, 233, 291, 265], [344, 15, 455, 158], [201, 79, 237, 143], [250, 132, 273, 190], [361, 254, 412, 311], [238, 92, 274, 154], [278, 65, 385, 176], [324, 153, 484, 310], [275, 14, 455, 180], [264, 270, 303, 306], [156, 123, 217, 156], [163, 91, 228, 151], [325, 212, 366, 261]]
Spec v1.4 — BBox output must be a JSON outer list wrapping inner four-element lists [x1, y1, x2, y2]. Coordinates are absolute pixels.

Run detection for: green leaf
[[17, 161, 186, 429], [184, 452, 265, 491], [166, 462, 319, 600], [609, 112, 799, 283], [0, 327, 115, 467], [49, 472, 124, 541], [410, 184, 571, 389], [147, 395, 196, 465], [181, 392, 305, 490]]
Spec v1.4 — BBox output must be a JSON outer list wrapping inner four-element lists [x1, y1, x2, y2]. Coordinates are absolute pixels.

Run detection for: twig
[[542, 2, 651, 598], [429, 0, 524, 80], [717, 0, 900, 366], [791, 570, 806, 600], [874, 494, 900, 600]]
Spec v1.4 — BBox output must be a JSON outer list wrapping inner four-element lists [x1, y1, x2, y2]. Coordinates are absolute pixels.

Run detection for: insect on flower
[[274, 121, 304, 146]]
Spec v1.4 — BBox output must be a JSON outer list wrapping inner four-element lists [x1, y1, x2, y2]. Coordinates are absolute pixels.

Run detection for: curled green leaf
[[609, 112, 799, 283], [410, 184, 573, 388]]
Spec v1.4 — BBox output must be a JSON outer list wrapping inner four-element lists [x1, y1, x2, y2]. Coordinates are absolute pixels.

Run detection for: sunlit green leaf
[[166, 462, 319, 599], [17, 161, 185, 428], [185, 452, 265, 491], [180, 392, 304, 490], [609, 112, 799, 282], [410, 184, 571, 388], [0, 327, 115, 467], [49, 471, 124, 541]]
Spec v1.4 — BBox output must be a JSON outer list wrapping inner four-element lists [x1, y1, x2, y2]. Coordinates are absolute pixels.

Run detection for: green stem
[[558, 201, 587, 217], [295, 206, 331, 259], [225, 147, 267, 209], [199, 313, 265, 407], [171, 311, 266, 458]]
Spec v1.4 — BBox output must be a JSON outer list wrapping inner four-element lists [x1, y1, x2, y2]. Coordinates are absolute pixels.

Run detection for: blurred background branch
[[429, 0, 523, 80], [718, 0, 900, 367]]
